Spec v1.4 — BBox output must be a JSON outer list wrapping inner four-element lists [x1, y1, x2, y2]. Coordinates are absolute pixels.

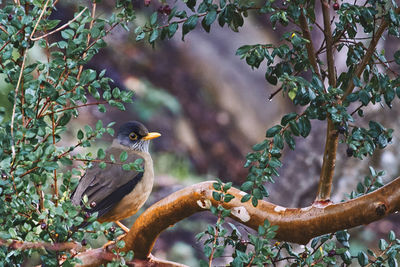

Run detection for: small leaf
[[182, 15, 198, 40], [241, 194, 251, 202], [149, 29, 159, 43], [266, 125, 282, 137], [241, 181, 254, 192], [99, 162, 106, 169], [357, 251, 368, 266], [212, 191, 221, 201], [77, 130, 84, 140], [205, 9, 217, 26], [97, 148, 105, 159], [281, 112, 297, 126], [120, 151, 128, 162]]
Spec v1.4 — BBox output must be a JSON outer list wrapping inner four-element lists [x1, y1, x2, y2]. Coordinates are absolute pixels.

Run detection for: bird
[[71, 121, 161, 232]]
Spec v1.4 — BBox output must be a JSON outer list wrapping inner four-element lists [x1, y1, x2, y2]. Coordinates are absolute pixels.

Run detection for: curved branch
[[76, 177, 400, 265], [0, 239, 82, 252]]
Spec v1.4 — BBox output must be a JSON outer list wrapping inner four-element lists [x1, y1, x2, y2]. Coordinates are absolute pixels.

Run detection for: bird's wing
[[71, 147, 145, 218]]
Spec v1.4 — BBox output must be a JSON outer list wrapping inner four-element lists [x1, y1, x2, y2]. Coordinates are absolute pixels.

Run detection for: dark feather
[[70, 146, 145, 227]]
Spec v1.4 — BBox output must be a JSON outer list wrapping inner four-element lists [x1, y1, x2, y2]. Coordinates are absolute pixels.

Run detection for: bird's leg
[[115, 220, 130, 233]]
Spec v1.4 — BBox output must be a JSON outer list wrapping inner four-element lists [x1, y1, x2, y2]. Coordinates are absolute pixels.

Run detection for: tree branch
[[342, 8, 400, 100], [320, 0, 336, 87], [9, 175, 398, 266], [0, 239, 82, 252], [298, 9, 322, 81], [75, 177, 400, 266], [316, 1, 339, 201], [316, 111, 339, 201]]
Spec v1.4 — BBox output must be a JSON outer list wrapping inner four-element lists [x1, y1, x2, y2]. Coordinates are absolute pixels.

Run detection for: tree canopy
[[0, 0, 400, 266]]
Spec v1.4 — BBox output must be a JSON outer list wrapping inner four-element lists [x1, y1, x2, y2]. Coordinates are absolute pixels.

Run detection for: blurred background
[[1, 0, 400, 265]]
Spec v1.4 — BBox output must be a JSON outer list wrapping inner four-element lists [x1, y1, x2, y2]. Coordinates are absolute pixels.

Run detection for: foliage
[[1, 0, 400, 266], [134, 0, 400, 265], [0, 0, 136, 265]]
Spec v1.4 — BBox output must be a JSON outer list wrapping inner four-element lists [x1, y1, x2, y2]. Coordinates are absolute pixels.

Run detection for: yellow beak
[[142, 132, 161, 140]]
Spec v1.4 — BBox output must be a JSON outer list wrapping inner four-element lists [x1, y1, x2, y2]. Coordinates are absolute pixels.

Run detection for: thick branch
[[108, 178, 400, 260], [75, 251, 188, 267], [316, 119, 339, 201]]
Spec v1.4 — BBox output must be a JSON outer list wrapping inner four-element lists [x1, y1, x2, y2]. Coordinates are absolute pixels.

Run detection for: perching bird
[[71, 121, 161, 231]]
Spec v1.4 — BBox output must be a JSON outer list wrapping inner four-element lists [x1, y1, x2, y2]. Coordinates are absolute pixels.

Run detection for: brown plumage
[[71, 121, 160, 225]]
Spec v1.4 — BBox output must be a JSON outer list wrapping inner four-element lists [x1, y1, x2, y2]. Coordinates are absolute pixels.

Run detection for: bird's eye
[[129, 132, 138, 140]]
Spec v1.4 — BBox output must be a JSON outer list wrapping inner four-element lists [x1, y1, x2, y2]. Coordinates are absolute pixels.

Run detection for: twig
[[0, 239, 83, 252], [30, 7, 88, 41], [51, 103, 58, 207], [77, 2, 96, 81], [29, 0, 51, 40], [320, 0, 336, 87], [0, 24, 9, 34], [39, 101, 113, 117], [342, 7, 400, 99], [208, 213, 222, 267], [298, 9, 323, 82]]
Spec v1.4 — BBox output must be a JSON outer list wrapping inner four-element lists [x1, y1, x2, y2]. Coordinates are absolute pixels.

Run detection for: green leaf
[[388, 256, 398, 267], [357, 251, 368, 266], [389, 230, 396, 241], [60, 157, 73, 166], [120, 151, 128, 162], [241, 181, 254, 191], [241, 194, 251, 202], [168, 22, 178, 38], [251, 196, 258, 207], [212, 191, 221, 201], [224, 194, 234, 202], [358, 90, 370, 106], [284, 131, 295, 150], [117, 240, 126, 248], [99, 162, 106, 169], [182, 15, 198, 40], [266, 125, 282, 137], [96, 120, 103, 131], [122, 164, 131, 171], [378, 239, 387, 250], [149, 29, 159, 43], [394, 50, 400, 65], [150, 12, 158, 26], [274, 134, 284, 149], [97, 148, 105, 159], [281, 112, 297, 126], [205, 9, 217, 26]]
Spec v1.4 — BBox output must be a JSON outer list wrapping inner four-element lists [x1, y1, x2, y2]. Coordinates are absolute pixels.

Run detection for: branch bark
[[74, 178, 400, 266], [316, 0, 338, 201], [316, 115, 339, 201], [298, 9, 322, 81]]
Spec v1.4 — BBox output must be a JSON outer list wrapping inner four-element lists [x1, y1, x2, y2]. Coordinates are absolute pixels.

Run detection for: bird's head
[[117, 121, 161, 152]]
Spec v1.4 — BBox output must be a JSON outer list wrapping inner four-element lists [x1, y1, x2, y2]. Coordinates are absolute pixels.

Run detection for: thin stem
[[30, 7, 88, 41], [297, 9, 323, 81], [320, 0, 336, 87], [77, 2, 96, 81], [51, 104, 58, 207], [342, 8, 400, 100], [208, 213, 222, 267], [29, 0, 51, 40]]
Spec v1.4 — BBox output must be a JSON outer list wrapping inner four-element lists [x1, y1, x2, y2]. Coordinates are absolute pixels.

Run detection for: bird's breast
[[98, 152, 154, 222]]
